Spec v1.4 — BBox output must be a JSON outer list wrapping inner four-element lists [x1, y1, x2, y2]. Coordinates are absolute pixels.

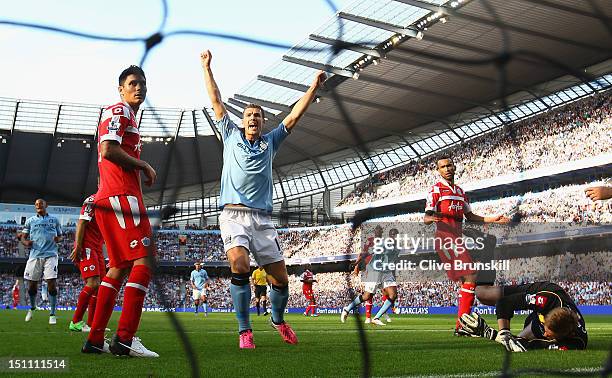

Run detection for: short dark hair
[[119, 65, 146, 86], [436, 155, 453, 168], [244, 103, 265, 120]]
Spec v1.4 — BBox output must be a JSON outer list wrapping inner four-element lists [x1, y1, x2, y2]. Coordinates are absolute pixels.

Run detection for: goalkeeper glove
[[459, 313, 498, 340], [504, 335, 528, 352], [495, 329, 512, 345]]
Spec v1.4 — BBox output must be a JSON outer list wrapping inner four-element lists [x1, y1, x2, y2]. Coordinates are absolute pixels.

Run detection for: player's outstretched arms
[[585, 186, 612, 201], [200, 50, 226, 120], [282, 71, 326, 131], [100, 141, 156, 186]]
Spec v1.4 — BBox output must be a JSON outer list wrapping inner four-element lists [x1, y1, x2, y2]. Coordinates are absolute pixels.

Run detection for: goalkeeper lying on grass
[[459, 281, 587, 352]]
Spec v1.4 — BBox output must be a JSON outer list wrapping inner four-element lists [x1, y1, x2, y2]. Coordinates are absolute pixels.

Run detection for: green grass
[[0, 310, 610, 377]]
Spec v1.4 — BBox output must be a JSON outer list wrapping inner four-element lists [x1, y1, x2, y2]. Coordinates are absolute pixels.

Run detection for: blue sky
[[1, 0, 351, 108]]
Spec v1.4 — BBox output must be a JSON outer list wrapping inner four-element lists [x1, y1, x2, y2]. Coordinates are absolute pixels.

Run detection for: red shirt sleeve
[[425, 186, 440, 212], [99, 104, 131, 144], [79, 196, 95, 222]]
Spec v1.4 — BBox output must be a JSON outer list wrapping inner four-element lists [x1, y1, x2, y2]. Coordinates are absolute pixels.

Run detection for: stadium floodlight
[[352, 71, 360, 80], [440, 17, 447, 24]]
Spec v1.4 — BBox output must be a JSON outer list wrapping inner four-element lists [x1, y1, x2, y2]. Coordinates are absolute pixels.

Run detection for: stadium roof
[[1, 0, 611, 208]]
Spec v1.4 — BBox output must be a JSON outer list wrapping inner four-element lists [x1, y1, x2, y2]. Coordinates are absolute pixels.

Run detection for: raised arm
[[282, 71, 326, 131], [200, 50, 227, 120]]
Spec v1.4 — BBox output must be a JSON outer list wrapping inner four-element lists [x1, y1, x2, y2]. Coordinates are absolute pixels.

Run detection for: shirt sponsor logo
[[535, 295, 548, 308], [130, 240, 139, 249], [237, 142, 251, 154], [448, 201, 463, 211]]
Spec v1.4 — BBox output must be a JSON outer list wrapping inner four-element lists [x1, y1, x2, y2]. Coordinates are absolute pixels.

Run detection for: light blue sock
[[49, 294, 57, 316], [270, 285, 289, 324], [29, 293, 36, 310], [229, 278, 251, 332], [344, 295, 363, 312], [203, 302, 208, 313], [374, 299, 394, 319]]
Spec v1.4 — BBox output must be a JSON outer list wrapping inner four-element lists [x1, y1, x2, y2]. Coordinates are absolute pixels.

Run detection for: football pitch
[[0, 311, 610, 377]]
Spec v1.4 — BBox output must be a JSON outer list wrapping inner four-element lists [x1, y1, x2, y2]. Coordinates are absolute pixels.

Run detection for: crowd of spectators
[[0, 226, 20, 258], [2, 250, 611, 309], [340, 92, 611, 206], [0, 181, 608, 261]]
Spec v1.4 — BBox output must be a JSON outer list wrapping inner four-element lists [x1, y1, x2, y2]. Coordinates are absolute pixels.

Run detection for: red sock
[[73, 285, 94, 323], [365, 298, 373, 319], [88, 277, 121, 345], [457, 283, 476, 328], [117, 265, 151, 342], [87, 290, 98, 327]]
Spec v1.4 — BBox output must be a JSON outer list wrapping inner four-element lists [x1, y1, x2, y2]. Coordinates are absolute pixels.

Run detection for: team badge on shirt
[[259, 141, 269, 152]]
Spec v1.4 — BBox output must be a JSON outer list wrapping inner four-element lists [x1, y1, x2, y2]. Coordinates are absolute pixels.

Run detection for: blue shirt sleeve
[[202, 270, 209, 281], [216, 114, 239, 141], [266, 122, 289, 155], [190, 271, 195, 282], [22, 217, 31, 235], [54, 218, 62, 236]]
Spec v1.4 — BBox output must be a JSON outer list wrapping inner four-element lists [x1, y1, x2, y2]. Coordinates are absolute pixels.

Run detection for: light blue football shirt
[[22, 214, 62, 259], [217, 114, 288, 212], [190, 269, 209, 290]]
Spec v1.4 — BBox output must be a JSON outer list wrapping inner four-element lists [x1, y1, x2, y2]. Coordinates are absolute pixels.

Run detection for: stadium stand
[[339, 92, 611, 206], [3, 264, 611, 309], [0, 180, 609, 261]]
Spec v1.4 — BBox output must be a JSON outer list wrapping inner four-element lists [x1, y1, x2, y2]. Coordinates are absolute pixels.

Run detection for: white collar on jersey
[[438, 176, 458, 194]]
